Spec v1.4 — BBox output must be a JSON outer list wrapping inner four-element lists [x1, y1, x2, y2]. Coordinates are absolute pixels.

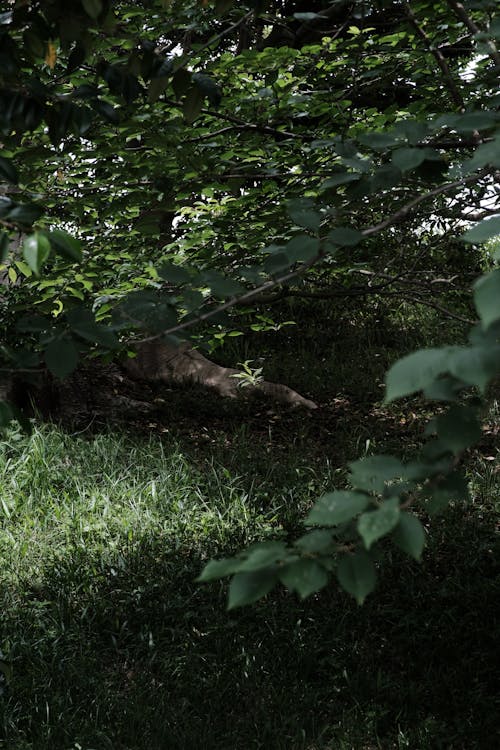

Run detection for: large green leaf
[[279, 559, 329, 599], [236, 541, 289, 572], [44, 337, 79, 379], [284, 235, 320, 263], [463, 215, 500, 244], [385, 348, 457, 402], [305, 490, 369, 526], [82, 0, 102, 20], [22, 233, 51, 275], [197, 557, 243, 582], [349, 455, 406, 493], [357, 498, 400, 549], [227, 569, 278, 609], [425, 471, 470, 515], [287, 198, 321, 232], [67, 308, 119, 349], [435, 405, 482, 454], [0, 156, 18, 184], [294, 529, 335, 554], [391, 147, 427, 172], [327, 227, 363, 247], [47, 230, 83, 263], [337, 552, 376, 605], [448, 346, 500, 391], [392, 512, 426, 561], [473, 269, 500, 328]]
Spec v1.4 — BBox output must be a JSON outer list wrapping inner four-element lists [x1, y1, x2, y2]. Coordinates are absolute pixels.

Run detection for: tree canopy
[[1, 0, 499, 604]]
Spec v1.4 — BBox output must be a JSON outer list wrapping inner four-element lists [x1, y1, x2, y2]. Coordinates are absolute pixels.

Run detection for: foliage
[[0, 0, 499, 605]]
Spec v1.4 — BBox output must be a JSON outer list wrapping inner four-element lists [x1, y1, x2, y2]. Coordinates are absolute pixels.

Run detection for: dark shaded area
[[1, 504, 498, 749]]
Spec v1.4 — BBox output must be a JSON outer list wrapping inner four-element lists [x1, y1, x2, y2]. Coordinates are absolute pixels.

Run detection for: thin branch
[[163, 98, 302, 141], [445, 0, 500, 68], [131, 170, 489, 342], [159, 10, 254, 61], [405, 3, 465, 110], [407, 295, 476, 325], [362, 169, 491, 238]]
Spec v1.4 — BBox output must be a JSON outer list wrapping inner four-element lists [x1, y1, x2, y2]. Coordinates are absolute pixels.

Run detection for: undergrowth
[[0, 301, 498, 750]]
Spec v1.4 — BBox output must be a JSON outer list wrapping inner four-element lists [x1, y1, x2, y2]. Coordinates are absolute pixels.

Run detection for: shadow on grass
[[1, 505, 498, 750]]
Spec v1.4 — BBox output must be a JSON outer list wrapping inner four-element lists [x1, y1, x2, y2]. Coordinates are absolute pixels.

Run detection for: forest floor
[[0, 300, 499, 750]]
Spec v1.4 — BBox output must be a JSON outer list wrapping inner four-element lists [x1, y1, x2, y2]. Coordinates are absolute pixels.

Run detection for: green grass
[[0, 300, 498, 750], [0, 421, 498, 750]]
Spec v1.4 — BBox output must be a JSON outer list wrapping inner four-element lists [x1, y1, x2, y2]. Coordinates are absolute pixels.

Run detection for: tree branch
[[132, 170, 489, 343], [405, 3, 465, 110], [445, 0, 500, 68]]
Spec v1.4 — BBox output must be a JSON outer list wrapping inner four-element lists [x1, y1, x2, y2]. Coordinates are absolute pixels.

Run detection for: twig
[[362, 169, 491, 237], [407, 294, 476, 325], [163, 98, 301, 141], [405, 3, 464, 110], [132, 169, 489, 342], [445, 0, 500, 68]]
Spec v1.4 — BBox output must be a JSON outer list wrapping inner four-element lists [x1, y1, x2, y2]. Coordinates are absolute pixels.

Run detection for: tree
[[0, 0, 499, 602]]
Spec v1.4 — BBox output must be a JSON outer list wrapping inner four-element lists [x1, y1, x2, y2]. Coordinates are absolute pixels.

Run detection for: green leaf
[[44, 337, 79, 379], [454, 111, 497, 132], [435, 405, 482, 453], [82, 0, 102, 19], [68, 311, 119, 348], [320, 172, 360, 190], [371, 165, 402, 191], [473, 269, 500, 328], [294, 529, 334, 553], [327, 227, 363, 246], [183, 86, 204, 123], [293, 12, 322, 21], [448, 345, 500, 391], [385, 347, 456, 402], [0, 156, 18, 184], [237, 541, 289, 572], [148, 77, 169, 103], [337, 551, 376, 605], [158, 263, 192, 285], [425, 471, 470, 515], [393, 512, 426, 561], [463, 215, 500, 244], [305, 490, 369, 526], [349, 455, 405, 493], [284, 235, 320, 263], [7, 203, 43, 226], [0, 231, 9, 262], [423, 375, 465, 401], [197, 557, 243, 582], [93, 99, 119, 123], [358, 132, 399, 150], [201, 271, 244, 298], [287, 198, 321, 232], [279, 559, 329, 599], [22, 233, 51, 275], [227, 569, 278, 609], [391, 147, 427, 172], [47, 230, 83, 262], [357, 498, 400, 549]]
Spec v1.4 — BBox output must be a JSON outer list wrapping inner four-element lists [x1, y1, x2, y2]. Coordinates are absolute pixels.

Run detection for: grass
[[0, 299, 498, 750]]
